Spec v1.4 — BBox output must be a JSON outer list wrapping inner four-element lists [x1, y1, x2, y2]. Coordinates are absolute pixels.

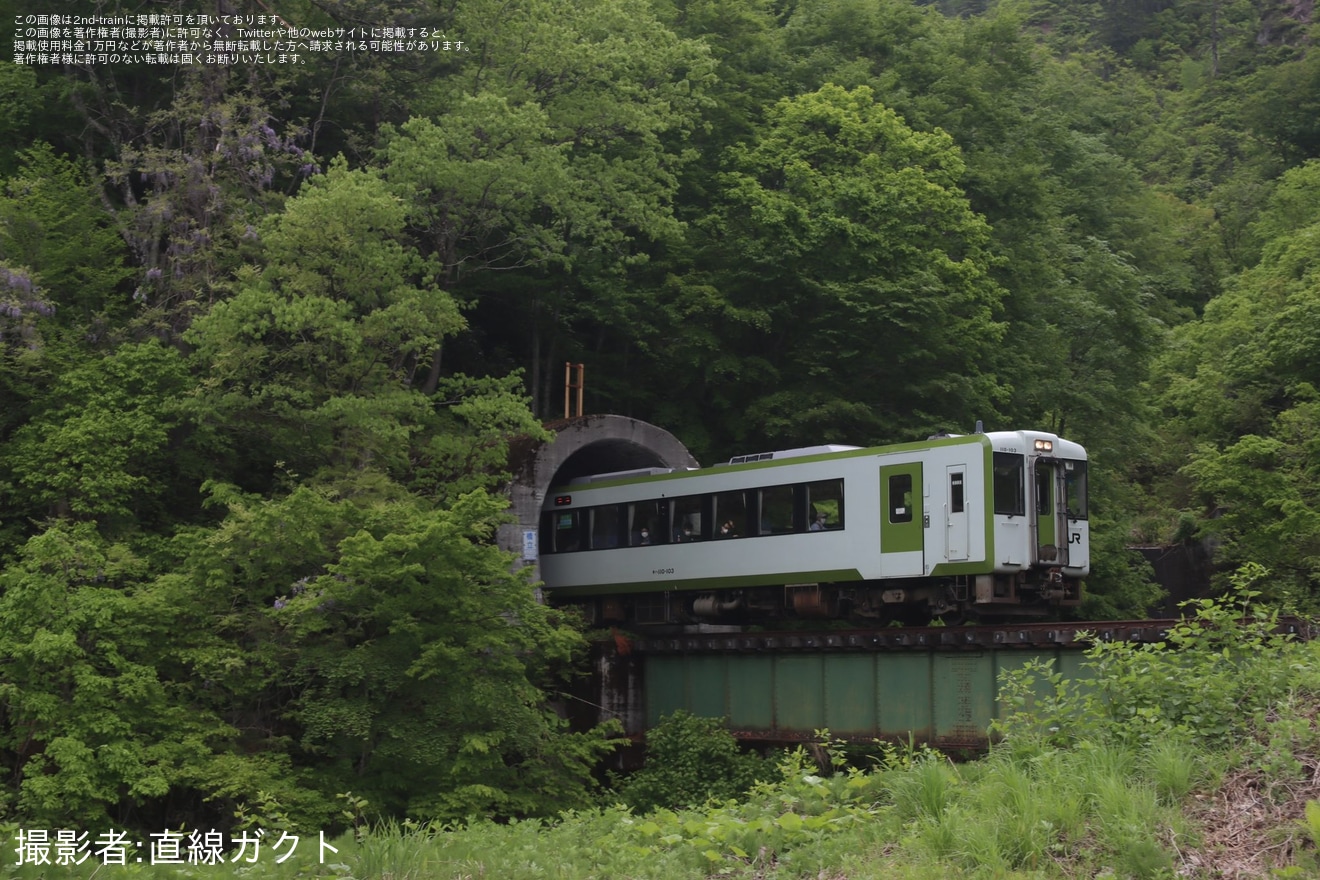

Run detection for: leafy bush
[[613, 711, 766, 813], [996, 563, 1304, 751]]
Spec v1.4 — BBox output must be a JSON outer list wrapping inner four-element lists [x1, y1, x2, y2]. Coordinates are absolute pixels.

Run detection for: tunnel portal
[[499, 414, 699, 584]]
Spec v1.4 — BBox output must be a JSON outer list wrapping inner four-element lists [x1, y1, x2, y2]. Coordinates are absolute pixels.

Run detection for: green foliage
[[189, 481, 617, 823], [998, 564, 1303, 751], [1079, 467, 1166, 619], [614, 711, 765, 813], [0, 523, 236, 828], [0, 340, 195, 526], [1148, 161, 1320, 598], [184, 158, 462, 475], [290, 721, 1202, 880], [1246, 51, 1320, 162], [661, 82, 1008, 447], [0, 143, 134, 320]]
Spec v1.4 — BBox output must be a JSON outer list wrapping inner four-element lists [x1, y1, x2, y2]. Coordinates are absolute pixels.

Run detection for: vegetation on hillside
[[0, 0, 1318, 841]]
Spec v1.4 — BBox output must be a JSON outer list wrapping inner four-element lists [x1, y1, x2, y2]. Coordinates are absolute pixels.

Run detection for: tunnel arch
[[499, 415, 699, 584]]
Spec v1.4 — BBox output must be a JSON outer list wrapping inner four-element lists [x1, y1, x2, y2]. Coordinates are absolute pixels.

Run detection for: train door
[[880, 461, 924, 576], [1032, 460, 1069, 567], [945, 465, 969, 562]]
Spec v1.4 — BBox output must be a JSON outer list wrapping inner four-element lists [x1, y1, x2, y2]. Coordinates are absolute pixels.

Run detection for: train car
[[538, 429, 1089, 625]]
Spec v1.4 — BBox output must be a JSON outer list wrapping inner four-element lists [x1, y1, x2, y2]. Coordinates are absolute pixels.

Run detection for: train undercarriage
[[566, 571, 1083, 628]]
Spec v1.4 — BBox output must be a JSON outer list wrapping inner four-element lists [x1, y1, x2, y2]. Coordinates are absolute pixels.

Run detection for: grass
[[5, 589, 1320, 879], [0, 740, 1261, 879]]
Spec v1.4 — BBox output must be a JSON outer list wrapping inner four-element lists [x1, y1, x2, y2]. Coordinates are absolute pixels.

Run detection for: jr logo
[[1069, 532, 1083, 544]]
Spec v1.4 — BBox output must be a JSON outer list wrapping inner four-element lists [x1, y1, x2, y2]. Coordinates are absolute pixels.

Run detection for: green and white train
[[539, 429, 1089, 625]]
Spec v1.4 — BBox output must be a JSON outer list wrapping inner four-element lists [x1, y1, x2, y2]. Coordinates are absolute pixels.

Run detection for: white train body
[[539, 430, 1089, 624]]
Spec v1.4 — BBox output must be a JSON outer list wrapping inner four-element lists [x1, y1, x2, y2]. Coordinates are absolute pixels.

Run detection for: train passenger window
[[806, 480, 844, 530], [993, 452, 1025, 516], [758, 485, 795, 534], [672, 495, 704, 542], [1065, 460, 1089, 519], [590, 505, 623, 549], [950, 473, 965, 513], [545, 510, 581, 552], [629, 500, 667, 545], [539, 511, 555, 554], [713, 490, 749, 538], [888, 475, 913, 523]]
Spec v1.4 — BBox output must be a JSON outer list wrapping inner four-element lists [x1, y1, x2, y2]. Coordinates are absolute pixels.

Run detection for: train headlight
[[1033, 439, 1053, 452]]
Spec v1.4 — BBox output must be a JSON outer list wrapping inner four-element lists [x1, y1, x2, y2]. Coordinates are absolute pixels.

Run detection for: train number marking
[[651, 568, 675, 575]]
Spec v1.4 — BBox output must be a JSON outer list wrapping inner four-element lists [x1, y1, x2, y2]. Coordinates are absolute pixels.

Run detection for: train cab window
[[950, 472, 965, 513], [672, 495, 704, 542], [629, 500, 667, 545], [590, 505, 623, 549], [806, 479, 844, 531], [888, 475, 913, 523], [1065, 460, 1089, 519], [544, 510, 582, 553], [993, 452, 1025, 516], [713, 490, 749, 538], [758, 485, 795, 534]]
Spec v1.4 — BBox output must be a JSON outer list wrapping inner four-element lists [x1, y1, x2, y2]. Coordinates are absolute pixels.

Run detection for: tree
[[663, 83, 1007, 448], [0, 144, 133, 322], [0, 524, 249, 828], [382, 0, 715, 411], [1148, 161, 1320, 598], [0, 340, 196, 529], [183, 158, 462, 481]]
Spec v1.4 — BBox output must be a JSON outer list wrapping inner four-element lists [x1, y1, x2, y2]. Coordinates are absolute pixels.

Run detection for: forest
[[0, 0, 1318, 835]]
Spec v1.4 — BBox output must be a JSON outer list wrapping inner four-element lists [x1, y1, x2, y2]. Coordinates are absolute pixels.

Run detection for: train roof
[[546, 429, 1085, 495], [721, 444, 863, 465]]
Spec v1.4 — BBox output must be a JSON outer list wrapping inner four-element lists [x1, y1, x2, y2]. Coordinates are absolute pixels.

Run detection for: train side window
[[672, 495, 703, 542], [713, 490, 749, 538], [888, 475, 913, 523], [993, 452, 1025, 516], [950, 472, 965, 513], [539, 511, 556, 554], [806, 479, 844, 530], [758, 485, 795, 534], [590, 505, 623, 549], [629, 500, 667, 545], [547, 509, 581, 552]]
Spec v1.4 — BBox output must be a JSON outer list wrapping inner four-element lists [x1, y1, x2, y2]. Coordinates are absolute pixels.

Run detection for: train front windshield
[[1064, 460, 1088, 519]]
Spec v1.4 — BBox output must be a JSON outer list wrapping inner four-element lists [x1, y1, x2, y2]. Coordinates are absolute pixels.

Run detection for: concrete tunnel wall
[[497, 414, 700, 588]]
